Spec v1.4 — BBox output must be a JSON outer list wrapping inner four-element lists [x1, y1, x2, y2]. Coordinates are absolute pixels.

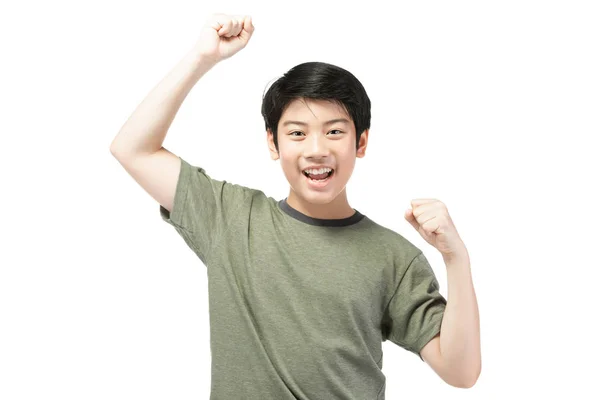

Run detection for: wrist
[[187, 45, 220, 66], [442, 245, 470, 265]]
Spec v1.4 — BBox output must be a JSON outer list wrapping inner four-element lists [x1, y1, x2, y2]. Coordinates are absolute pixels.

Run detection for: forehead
[[280, 98, 351, 124]]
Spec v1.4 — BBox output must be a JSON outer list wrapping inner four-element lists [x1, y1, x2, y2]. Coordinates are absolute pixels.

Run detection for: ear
[[267, 129, 280, 160], [356, 129, 369, 158]]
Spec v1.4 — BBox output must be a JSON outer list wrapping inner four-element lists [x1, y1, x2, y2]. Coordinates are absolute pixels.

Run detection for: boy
[[110, 13, 481, 399]]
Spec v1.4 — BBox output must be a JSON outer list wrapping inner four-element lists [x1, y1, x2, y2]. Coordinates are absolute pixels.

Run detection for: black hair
[[261, 61, 371, 153]]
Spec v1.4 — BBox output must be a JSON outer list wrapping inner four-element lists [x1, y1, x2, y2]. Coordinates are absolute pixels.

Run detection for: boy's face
[[267, 98, 368, 212]]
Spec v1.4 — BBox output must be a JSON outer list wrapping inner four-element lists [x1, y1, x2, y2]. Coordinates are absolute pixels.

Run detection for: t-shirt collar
[[278, 198, 365, 227]]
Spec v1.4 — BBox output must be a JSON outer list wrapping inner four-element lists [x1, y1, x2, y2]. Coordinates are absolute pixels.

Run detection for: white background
[[1, 0, 599, 398]]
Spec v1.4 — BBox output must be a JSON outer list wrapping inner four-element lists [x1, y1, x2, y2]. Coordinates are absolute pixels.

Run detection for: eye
[[287, 130, 344, 137]]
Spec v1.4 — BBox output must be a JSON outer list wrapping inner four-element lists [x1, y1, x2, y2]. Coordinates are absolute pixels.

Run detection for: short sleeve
[[159, 156, 252, 265], [382, 251, 447, 362]]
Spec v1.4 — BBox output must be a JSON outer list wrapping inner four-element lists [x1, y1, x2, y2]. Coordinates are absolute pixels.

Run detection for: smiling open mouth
[[302, 169, 334, 182]]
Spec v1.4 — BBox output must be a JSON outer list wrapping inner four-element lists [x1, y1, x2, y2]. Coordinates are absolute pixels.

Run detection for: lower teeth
[[304, 171, 332, 182]]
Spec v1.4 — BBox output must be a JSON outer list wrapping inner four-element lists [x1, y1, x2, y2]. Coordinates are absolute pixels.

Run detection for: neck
[[286, 189, 355, 220]]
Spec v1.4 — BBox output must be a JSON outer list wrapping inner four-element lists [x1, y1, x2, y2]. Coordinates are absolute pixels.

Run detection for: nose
[[303, 132, 330, 159]]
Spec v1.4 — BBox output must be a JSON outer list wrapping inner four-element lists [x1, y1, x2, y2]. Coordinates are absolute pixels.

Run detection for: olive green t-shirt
[[159, 157, 447, 400]]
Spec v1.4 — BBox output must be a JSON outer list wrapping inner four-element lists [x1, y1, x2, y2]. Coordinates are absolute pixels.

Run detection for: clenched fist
[[192, 13, 255, 63]]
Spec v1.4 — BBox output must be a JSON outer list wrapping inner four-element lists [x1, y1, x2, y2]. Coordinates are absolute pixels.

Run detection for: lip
[[303, 169, 334, 189], [301, 165, 335, 172]]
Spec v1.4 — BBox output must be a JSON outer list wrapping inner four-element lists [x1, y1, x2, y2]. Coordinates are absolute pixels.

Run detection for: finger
[[244, 16, 254, 33], [411, 202, 436, 218], [415, 211, 437, 227], [229, 19, 241, 37], [404, 208, 420, 231], [210, 13, 227, 31], [217, 19, 231, 36], [411, 198, 437, 207], [225, 20, 236, 37], [421, 218, 441, 235], [235, 19, 244, 36], [239, 16, 254, 40]]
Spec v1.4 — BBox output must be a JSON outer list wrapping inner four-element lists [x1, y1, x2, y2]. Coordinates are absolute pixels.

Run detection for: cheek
[[279, 157, 299, 178], [337, 158, 356, 176]]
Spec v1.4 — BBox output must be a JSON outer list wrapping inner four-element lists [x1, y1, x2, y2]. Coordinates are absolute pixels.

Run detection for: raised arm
[[109, 14, 254, 212]]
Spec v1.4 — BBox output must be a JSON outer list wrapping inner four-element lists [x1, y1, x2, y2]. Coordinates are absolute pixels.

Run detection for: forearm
[[110, 47, 218, 156], [439, 249, 481, 386]]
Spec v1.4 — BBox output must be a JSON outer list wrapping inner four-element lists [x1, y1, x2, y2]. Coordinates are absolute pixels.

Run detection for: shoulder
[[363, 216, 422, 257]]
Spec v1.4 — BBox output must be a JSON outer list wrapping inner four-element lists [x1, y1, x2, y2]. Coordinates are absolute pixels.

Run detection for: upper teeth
[[304, 167, 332, 175]]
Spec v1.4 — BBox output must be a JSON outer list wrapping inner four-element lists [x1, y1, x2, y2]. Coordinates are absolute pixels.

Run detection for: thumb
[[239, 16, 254, 41], [404, 208, 420, 231]]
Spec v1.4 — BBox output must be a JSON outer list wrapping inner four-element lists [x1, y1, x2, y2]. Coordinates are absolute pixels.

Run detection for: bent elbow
[[455, 369, 481, 389]]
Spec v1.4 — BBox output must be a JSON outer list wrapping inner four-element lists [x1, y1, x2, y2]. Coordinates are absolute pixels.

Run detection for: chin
[[302, 195, 335, 204], [300, 186, 342, 204]]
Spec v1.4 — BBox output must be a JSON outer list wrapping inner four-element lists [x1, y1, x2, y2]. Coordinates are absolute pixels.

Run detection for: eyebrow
[[282, 118, 351, 127]]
